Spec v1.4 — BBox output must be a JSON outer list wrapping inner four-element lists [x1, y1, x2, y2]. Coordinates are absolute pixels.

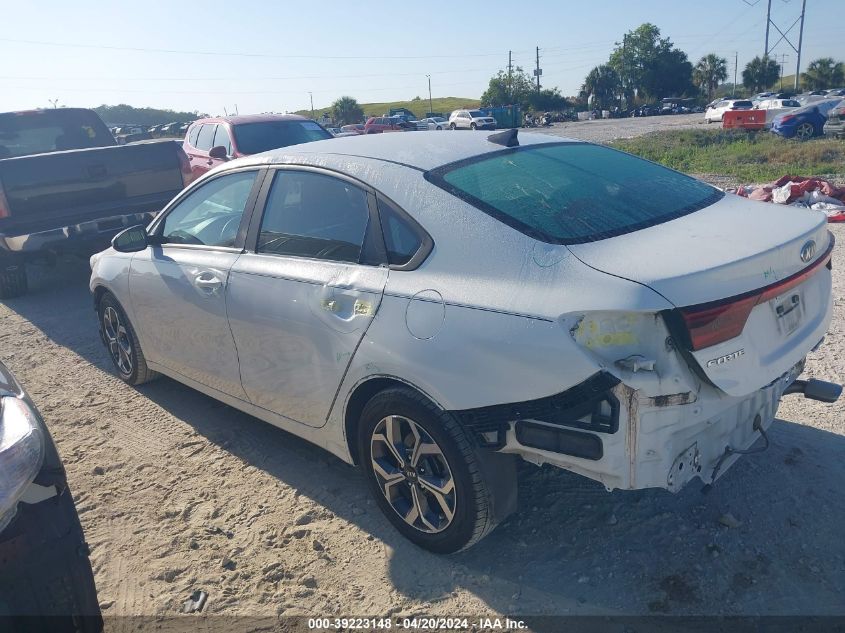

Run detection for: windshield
[[0, 109, 114, 158], [232, 120, 332, 155], [426, 143, 723, 244], [732, 101, 753, 108], [468, 111, 486, 118]]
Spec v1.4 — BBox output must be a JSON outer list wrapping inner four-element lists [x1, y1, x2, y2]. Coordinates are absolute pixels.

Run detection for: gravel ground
[[1, 116, 843, 622], [538, 112, 705, 142]]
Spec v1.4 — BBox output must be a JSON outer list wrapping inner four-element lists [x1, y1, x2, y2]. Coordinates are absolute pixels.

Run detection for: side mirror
[[208, 145, 228, 160], [112, 225, 149, 253]]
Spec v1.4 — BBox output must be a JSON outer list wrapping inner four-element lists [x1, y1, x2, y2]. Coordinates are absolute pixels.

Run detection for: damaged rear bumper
[[480, 360, 839, 493]]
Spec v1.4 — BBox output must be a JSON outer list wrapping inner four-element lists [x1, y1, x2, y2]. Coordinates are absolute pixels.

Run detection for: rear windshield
[[732, 101, 753, 108], [0, 109, 114, 158], [426, 143, 723, 244], [232, 120, 332, 155]]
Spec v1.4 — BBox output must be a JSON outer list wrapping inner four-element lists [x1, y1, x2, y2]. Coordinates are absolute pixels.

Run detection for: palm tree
[[582, 65, 621, 111], [802, 58, 845, 91], [742, 56, 780, 93], [331, 96, 364, 126], [693, 54, 728, 100]]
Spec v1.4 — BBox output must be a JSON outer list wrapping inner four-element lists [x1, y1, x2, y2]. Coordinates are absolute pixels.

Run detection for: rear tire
[[97, 292, 158, 385], [470, 122, 477, 130], [358, 387, 499, 553], [0, 264, 28, 299], [449, 123, 456, 130], [795, 122, 815, 141]]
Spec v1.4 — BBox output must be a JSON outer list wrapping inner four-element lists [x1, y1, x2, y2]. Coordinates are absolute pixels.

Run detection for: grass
[[612, 128, 845, 183], [293, 96, 481, 121]]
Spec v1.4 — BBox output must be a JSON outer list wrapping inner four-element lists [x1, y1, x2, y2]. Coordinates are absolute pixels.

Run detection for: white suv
[[449, 109, 497, 130]]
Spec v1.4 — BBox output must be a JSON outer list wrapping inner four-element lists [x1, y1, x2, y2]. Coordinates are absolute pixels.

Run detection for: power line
[[0, 36, 532, 60]]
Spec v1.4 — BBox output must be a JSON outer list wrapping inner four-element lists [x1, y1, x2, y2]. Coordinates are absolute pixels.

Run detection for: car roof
[[238, 130, 578, 172], [192, 113, 312, 126]]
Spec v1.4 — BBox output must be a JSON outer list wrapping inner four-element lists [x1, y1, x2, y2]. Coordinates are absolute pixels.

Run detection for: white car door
[[226, 167, 389, 427], [129, 168, 263, 399]]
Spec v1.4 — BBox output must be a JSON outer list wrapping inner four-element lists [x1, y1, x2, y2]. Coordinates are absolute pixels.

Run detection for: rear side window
[[377, 197, 422, 266], [426, 143, 723, 244], [0, 109, 113, 157], [195, 124, 216, 151], [257, 171, 370, 263]]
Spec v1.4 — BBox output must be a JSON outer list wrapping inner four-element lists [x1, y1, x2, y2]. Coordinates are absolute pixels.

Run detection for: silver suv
[[448, 109, 497, 130]]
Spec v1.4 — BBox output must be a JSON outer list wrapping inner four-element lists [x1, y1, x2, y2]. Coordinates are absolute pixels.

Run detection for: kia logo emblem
[[800, 240, 816, 264]]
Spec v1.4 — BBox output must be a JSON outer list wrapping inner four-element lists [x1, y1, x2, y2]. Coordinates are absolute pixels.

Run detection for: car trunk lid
[[567, 194, 833, 395]]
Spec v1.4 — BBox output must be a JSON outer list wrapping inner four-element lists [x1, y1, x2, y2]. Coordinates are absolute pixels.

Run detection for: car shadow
[[4, 261, 845, 619]]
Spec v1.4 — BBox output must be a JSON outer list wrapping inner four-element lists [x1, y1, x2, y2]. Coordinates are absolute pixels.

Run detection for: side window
[[212, 125, 232, 155], [195, 124, 217, 151], [187, 124, 201, 147], [377, 197, 423, 267], [162, 171, 257, 247], [257, 171, 370, 264]]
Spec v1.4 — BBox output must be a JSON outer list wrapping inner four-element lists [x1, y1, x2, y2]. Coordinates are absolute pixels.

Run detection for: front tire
[[470, 122, 477, 130], [449, 123, 456, 130], [97, 292, 158, 385], [0, 264, 28, 299], [358, 387, 497, 553]]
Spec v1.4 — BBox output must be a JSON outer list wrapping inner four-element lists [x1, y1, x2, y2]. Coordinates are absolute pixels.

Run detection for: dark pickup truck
[[0, 108, 192, 298]]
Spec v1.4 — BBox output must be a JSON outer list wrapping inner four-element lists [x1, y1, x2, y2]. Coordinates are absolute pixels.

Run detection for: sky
[[1, 0, 842, 116]]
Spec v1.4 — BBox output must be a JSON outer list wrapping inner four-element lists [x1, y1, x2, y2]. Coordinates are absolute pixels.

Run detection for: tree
[[693, 54, 728, 100], [742, 56, 780, 93], [93, 104, 207, 126], [526, 88, 569, 112], [607, 23, 694, 101], [331, 96, 364, 125], [480, 66, 535, 107], [802, 58, 845, 91], [582, 65, 621, 110]]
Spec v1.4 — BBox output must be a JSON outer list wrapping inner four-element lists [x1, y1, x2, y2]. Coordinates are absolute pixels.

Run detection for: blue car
[[771, 98, 843, 140]]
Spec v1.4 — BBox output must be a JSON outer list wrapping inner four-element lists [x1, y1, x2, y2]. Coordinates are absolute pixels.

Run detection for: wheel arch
[[343, 375, 446, 465]]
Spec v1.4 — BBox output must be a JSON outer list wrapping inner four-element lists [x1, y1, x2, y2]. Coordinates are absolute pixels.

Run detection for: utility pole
[[794, 0, 806, 91], [778, 53, 789, 90], [308, 92, 314, 118], [426, 74, 432, 116], [733, 52, 738, 98], [534, 46, 541, 92], [48, 98, 59, 109], [764, 0, 772, 58], [507, 50, 513, 104]]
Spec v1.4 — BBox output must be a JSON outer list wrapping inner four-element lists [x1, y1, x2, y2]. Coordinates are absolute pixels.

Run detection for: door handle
[[194, 274, 222, 293]]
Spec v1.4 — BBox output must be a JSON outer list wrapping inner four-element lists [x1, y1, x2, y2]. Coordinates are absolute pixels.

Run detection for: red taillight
[[678, 236, 834, 351], [176, 146, 194, 187], [781, 114, 795, 123], [680, 295, 758, 350]]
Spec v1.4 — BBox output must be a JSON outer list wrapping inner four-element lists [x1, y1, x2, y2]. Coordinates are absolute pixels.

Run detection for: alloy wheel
[[102, 306, 133, 375], [370, 415, 456, 534], [795, 123, 814, 140]]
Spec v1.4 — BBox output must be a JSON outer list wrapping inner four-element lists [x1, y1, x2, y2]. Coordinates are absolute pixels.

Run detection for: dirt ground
[[1, 116, 843, 621]]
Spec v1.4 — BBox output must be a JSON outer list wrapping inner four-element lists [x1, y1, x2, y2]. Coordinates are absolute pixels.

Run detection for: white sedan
[[420, 116, 450, 130], [90, 130, 840, 553], [704, 99, 753, 123], [754, 98, 802, 124]]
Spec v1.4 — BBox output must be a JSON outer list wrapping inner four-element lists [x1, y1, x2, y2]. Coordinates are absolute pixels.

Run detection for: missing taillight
[[676, 235, 834, 351]]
